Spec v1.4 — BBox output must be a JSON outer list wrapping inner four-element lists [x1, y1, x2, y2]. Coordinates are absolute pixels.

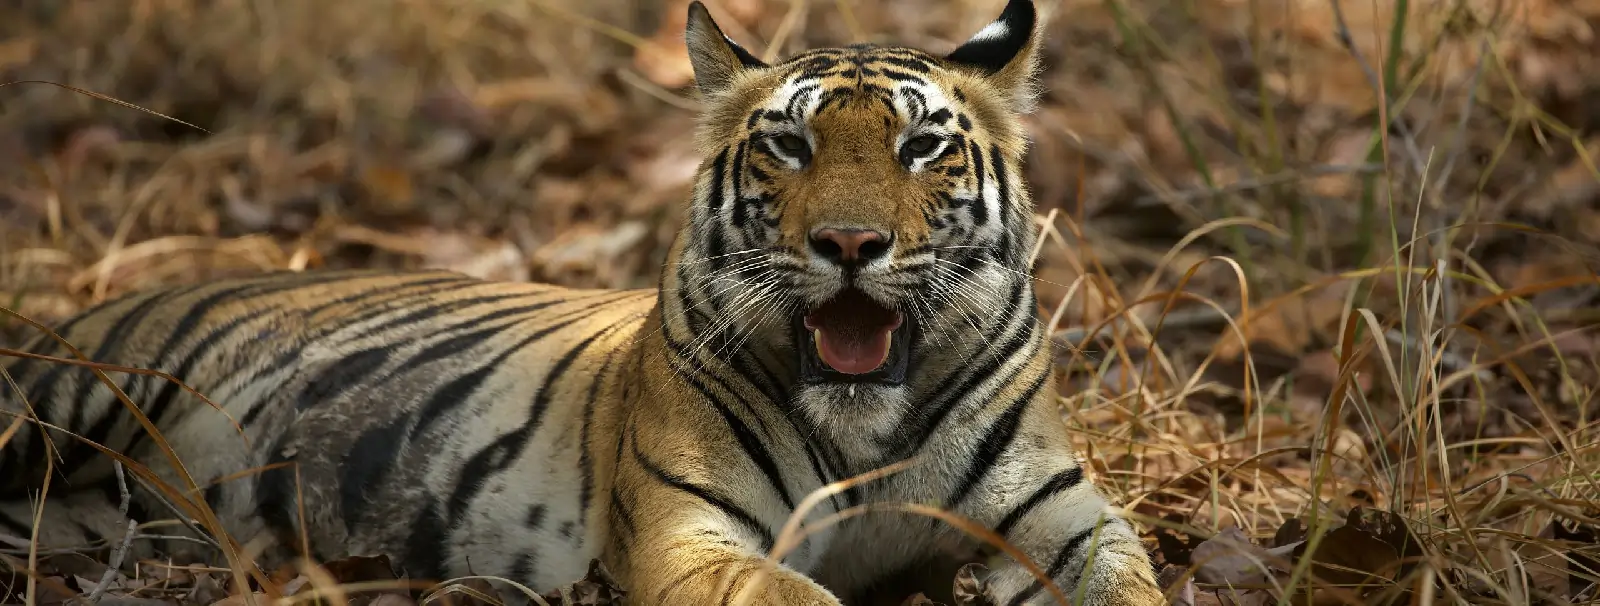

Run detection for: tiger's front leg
[[978, 490, 1164, 606], [960, 410, 1165, 605], [972, 471, 1165, 605], [604, 426, 840, 606]]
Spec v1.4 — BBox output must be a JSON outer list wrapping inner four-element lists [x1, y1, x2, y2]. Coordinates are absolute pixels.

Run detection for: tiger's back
[[0, 268, 654, 588]]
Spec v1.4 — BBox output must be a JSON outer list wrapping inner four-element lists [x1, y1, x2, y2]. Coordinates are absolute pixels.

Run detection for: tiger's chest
[[810, 511, 980, 604]]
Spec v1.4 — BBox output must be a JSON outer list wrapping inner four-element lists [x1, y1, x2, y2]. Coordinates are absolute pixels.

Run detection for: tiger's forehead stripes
[[749, 46, 966, 133], [700, 59, 1001, 158]]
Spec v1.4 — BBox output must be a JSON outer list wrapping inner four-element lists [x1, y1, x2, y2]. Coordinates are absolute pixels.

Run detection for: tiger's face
[[677, 0, 1043, 413]]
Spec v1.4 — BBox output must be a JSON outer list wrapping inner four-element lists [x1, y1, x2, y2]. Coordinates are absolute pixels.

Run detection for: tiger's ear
[[943, 0, 1043, 112], [685, 1, 768, 97]]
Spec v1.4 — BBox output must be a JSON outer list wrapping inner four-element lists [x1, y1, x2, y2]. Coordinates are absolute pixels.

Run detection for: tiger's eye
[[904, 135, 940, 155], [776, 134, 808, 153]]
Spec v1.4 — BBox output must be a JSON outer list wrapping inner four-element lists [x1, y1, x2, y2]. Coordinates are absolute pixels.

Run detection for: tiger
[[0, 1, 1164, 604]]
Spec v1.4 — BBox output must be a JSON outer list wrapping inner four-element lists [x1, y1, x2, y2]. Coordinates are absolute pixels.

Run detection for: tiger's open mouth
[[795, 288, 913, 385]]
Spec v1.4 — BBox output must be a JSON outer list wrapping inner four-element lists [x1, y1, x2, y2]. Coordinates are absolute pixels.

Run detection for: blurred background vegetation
[[2, 0, 1598, 603]]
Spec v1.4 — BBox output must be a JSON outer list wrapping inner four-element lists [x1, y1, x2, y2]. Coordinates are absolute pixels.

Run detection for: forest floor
[[2, 0, 1599, 604]]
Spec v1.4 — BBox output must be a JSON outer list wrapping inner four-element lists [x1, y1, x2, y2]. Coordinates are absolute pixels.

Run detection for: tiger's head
[[672, 0, 1046, 428]]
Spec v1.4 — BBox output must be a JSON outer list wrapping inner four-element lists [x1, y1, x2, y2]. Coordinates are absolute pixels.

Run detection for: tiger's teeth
[[813, 329, 823, 358], [877, 328, 894, 368]]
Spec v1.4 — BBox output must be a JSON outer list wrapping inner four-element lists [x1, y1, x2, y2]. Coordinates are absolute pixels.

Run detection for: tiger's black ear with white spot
[[685, 1, 768, 97], [944, 0, 1043, 111]]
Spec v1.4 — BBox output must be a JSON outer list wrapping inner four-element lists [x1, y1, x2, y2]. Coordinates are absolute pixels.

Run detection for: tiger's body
[[2, 273, 653, 590], [1, 2, 1165, 604]]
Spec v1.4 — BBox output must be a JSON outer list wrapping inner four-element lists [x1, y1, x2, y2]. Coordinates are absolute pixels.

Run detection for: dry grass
[[3, 0, 1600, 604]]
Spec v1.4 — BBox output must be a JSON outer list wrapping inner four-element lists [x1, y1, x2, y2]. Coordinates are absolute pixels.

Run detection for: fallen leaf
[[1166, 578, 1196, 606], [1342, 507, 1422, 581], [633, 0, 768, 89], [1291, 513, 1399, 596], [187, 572, 228, 604], [408, 127, 478, 170], [1214, 287, 1351, 362], [1273, 519, 1308, 548], [13, 574, 79, 605], [632, 0, 696, 89], [540, 559, 627, 606], [1191, 527, 1280, 587], [1294, 350, 1375, 397], [530, 221, 649, 286], [418, 86, 494, 137], [218, 175, 276, 232], [1508, 536, 1575, 604], [0, 37, 37, 71], [354, 162, 416, 217], [289, 142, 352, 183], [438, 239, 529, 284], [1154, 514, 1206, 567], [331, 225, 529, 283], [55, 124, 121, 175], [1156, 563, 1191, 590]]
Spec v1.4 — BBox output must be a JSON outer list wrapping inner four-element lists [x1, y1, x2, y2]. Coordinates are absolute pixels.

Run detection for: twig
[[112, 461, 131, 519], [131, 533, 223, 547], [615, 67, 701, 112], [1431, 36, 1492, 197], [125, 472, 225, 554], [80, 520, 135, 604], [1455, 471, 1563, 500], [1428, 37, 1493, 357], [1382, 325, 1493, 381], [1325, 0, 1427, 174], [82, 462, 134, 604]]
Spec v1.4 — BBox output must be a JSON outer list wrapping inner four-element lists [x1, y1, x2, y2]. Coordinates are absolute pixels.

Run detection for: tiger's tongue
[[804, 306, 902, 375]]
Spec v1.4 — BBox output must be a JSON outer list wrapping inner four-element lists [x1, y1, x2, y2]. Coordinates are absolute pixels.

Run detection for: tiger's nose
[[809, 227, 892, 265]]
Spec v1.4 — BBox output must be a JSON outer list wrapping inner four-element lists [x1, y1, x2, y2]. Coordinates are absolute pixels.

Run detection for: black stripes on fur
[[628, 425, 776, 552]]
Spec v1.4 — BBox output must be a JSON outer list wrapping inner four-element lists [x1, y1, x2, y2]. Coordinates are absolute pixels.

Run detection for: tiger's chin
[[792, 380, 912, 457]]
